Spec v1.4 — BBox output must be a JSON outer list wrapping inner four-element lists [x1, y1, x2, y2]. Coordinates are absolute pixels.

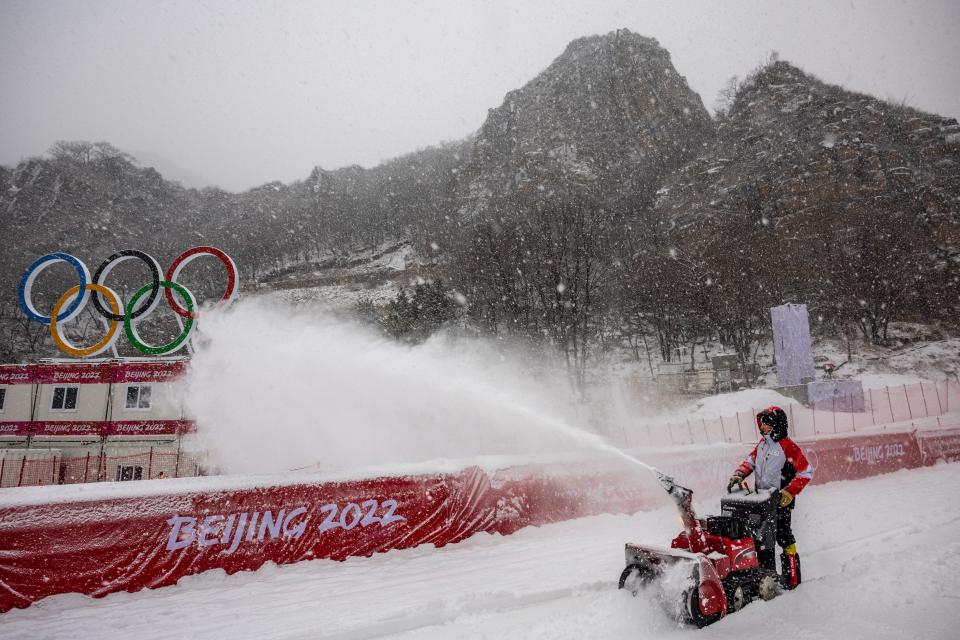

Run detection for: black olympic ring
[[90, 249, 163, 321]]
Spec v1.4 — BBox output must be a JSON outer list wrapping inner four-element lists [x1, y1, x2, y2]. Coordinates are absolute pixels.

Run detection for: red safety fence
[[2, 426, 959, 613], [628, 380, 960, 447], [0, 450, 197, 488]]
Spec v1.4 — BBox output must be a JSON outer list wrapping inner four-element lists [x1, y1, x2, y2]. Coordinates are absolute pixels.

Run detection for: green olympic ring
[[123, 281, 195, 355]]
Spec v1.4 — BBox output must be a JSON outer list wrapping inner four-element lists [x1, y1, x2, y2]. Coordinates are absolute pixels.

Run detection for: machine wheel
[[757, 575, 780, 601], [618, 562, 658, 595], [726, 584, 746, 612], [685, 587, 722, 628]]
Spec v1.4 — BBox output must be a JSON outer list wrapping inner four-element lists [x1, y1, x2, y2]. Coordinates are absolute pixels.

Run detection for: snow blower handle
[[727, 474, 750, 494]]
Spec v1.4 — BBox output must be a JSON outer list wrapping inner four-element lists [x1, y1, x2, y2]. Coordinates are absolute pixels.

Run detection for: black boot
[[780, 551, 801, 589]]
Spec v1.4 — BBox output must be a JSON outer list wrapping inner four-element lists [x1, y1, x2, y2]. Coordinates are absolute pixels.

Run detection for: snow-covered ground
[[264, 280, 399, 309], [254, 241, 424, 310], [4, 463, 958, 639]]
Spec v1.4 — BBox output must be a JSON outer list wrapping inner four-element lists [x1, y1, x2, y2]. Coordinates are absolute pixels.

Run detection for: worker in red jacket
[[728, 406, 813, 589]]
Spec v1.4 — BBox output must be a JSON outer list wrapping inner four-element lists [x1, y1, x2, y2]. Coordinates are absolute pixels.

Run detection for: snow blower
[[618, 472, 782, 627]]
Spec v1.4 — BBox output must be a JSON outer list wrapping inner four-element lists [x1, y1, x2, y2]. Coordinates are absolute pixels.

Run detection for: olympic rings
[[51, 283, 122, 358], [165, 246, 238, 319], [18, 253, 91, 324], [124, 281, 195, 355], [17, 246, 238, 358], [91, 249, 162, 321]]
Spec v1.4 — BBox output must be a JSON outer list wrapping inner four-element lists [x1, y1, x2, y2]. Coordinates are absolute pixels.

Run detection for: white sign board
[[770, 303, 815, 387]]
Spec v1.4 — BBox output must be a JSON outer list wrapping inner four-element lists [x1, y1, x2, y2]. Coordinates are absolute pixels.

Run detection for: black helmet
[[756, 406, 789, 441]]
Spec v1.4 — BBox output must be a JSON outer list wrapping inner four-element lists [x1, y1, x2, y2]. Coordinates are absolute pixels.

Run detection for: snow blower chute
[[618, 472, 782, 627]]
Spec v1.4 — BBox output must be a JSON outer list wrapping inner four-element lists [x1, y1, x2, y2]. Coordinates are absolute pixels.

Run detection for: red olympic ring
[[164, 246, 239, 319]]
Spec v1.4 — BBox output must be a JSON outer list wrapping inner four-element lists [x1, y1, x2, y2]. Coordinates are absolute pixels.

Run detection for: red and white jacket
[[736, 434, 813, 496]]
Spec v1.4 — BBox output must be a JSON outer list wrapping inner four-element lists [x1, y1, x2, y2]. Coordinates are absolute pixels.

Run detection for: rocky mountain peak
[[458, 29, 714, 219], [656, 58, 960, 297]]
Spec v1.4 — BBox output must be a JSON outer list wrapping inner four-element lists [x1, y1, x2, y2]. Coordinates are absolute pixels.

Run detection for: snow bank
[[687, 387, 800, 418], [625, 386, 801, 430]]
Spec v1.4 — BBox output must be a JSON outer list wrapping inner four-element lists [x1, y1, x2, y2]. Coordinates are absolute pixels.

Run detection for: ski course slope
[[2, 463, 959, 639]]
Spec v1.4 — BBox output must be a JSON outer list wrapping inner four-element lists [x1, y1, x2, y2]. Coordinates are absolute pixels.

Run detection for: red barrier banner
[[0, 361, 188, 386], [0, 429, 953, 614], [0, 422, 32, 437], [30, 421, 105, 437], [0, 466, 640, 613], [31, 364, 111, 385], [109, 361, 188, 384], [916, 428, 960, 464], [0, 365, 32, 385], [797, 431, 922, 484], [106, 420, 195, 437], [0, 420, 196, 438]]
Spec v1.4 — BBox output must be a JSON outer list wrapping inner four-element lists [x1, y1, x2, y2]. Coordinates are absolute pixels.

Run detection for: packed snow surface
[[3, 463, 958, 639]]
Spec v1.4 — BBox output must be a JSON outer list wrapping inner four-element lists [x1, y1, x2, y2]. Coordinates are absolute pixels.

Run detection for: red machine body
[[671, 529, 760, 577], [619, 473, 780, 627]]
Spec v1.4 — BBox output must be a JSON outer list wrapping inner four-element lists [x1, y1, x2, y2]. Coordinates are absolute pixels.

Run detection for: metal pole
[[17, 455, 26, 487], [147, 447, 153, 480], [83, 452, 90, 483], [719, 415, 729, 442], [104, 371, 114, 422], [29, 377, 39, 422], [886, 386, 895, 423], [832, 395, 837, 433], [174, 423, 183, 478], [51, 455, 57, 484], [903, 384, 913, 420], [920, 382, 930, 417], [0, 456, 5, 487], [869, 388, 876, 426], [26, 374, 39, 452], [98, 428, 108, 481]]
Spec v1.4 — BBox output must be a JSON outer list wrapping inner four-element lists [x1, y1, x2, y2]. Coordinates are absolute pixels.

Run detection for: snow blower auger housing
[[618, 472, 781, 627]]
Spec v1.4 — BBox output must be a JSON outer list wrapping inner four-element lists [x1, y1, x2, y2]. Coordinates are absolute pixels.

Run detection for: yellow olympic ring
[[50, 283, 122, 358]]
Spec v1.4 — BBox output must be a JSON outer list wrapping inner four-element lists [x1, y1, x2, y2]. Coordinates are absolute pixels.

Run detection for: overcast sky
[[2, 0, 958, 192]]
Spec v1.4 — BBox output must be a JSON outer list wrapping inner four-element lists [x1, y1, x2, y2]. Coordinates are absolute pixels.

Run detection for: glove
[[727, 473, 745, 492], [779, 490, 794, 508]]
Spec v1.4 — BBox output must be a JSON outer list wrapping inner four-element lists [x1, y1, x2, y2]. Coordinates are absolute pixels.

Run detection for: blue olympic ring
[[18, 253, 91, 325]]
